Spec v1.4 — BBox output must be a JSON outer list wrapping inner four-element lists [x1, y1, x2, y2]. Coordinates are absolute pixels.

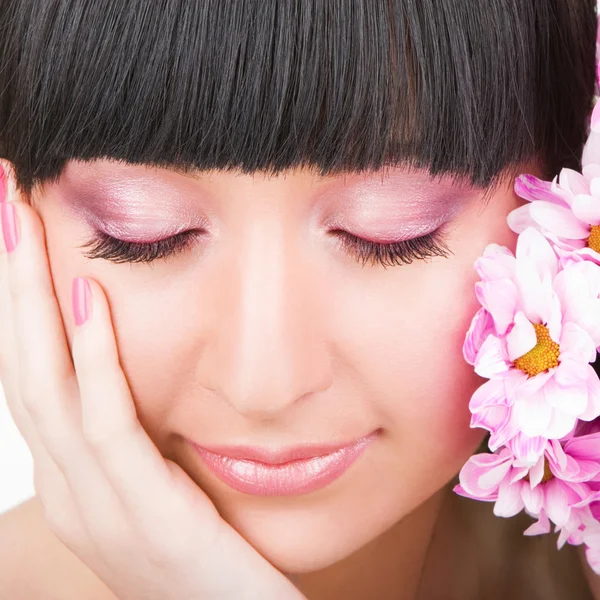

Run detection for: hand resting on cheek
[[0, 163, 307, 600]]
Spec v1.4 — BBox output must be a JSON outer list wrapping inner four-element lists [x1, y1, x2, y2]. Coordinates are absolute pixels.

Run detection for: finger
[[0, 170, 89, 549], [72, 278, 200, 545], [3, 199, 84, 457], [1, 188, 130, 552], [0, 161, 18, 376]]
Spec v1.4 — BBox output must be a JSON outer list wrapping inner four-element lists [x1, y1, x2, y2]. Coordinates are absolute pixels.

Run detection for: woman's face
[[30, 159, 524, 573]]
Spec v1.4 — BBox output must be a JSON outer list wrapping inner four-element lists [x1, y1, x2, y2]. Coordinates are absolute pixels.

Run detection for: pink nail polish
[[1, 202, 19, 253], [72, 277, 92, 326], [0, 165, 6, 203]]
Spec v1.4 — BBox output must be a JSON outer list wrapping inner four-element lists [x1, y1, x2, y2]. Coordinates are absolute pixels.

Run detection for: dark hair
[[0, 0, 596, 192]]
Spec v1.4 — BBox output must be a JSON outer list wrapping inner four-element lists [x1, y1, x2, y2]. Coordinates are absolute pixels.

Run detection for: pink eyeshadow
[[320, 170, 479, 240]]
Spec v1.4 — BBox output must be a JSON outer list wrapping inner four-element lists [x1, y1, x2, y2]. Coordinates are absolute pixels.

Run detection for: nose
[[199, 225, 333, 420]]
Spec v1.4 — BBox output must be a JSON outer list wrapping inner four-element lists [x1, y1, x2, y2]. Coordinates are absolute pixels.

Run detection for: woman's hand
[[0, 168, 306, 600]]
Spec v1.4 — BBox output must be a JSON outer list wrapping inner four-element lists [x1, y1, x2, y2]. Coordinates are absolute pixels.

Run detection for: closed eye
[[78, 229, 203, 264], [78, 226, 452, 269], [328, 228, 452, 269]]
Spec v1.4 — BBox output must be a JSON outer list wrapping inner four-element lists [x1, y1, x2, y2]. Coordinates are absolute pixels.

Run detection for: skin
[[2, 157, 579, 598]]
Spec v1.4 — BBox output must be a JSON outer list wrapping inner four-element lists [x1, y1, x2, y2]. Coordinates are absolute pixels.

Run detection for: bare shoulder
[[0, 496, 118, 599]]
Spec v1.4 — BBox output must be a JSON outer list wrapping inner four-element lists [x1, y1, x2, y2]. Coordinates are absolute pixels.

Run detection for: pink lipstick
[[189, 431, 380, 496]]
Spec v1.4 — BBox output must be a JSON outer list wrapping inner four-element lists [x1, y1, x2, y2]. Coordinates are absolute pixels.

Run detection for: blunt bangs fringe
[[0, 0, 596, 191]]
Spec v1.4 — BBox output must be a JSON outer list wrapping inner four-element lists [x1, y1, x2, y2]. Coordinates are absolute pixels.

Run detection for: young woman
[[0, 1, 598, 598]]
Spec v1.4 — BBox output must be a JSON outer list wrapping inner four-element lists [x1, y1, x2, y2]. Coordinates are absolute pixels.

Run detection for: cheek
[[40, 212, 196, 445], [333, 264, 480, 419], [327, 241, 491, 487], [100, 285, 201, 442]]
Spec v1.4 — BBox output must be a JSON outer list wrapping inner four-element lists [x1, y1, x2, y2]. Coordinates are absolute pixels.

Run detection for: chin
[[228, 506, 381, 573], [211, 485, 417, 574]]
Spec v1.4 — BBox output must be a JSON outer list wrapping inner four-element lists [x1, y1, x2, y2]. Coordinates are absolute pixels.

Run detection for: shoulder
[[0, 496, 117, 599]]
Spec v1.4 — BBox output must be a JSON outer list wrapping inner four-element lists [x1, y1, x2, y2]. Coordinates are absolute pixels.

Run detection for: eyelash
[[78, 230, 203, 265], [329, 229, 451, 269], [78, 228, 452, 268]]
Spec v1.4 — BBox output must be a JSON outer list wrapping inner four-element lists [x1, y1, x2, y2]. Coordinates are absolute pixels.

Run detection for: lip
[[189, 430, 381, 496]]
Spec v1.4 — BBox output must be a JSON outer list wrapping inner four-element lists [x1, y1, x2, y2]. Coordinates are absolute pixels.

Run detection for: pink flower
[[584, 530, 600, 576], [508, 106, 600, 266], [454, 433, 600, 540], [457, 38, 600, 575], [464, 228, 600, 455], [580, 502, 600, 575], [567, 499, 600, 575]]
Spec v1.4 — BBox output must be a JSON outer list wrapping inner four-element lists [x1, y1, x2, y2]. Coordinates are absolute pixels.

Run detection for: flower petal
[[515, 367, 553, 396], [487, 415, 520, 451], [559, 322, 597, 363], [571, 194, 600, 226], [559, 168, 591, 197], [513, 390, 553, 437], [453, 483, 495, 503], [529, 201, 590, 239], [586, 544, 600, 576], [515, 262, 553, 325], [522, 481, 545, 514], [478, 460, 514, 490], [463, 308, 494, 365], [494, 479, 525, 517], [554, 262, 600, 346], [514, 174, 565, 205], [592, 102, 600, 133], [582, 130, 600, 170], [474, 334, 511, 378], [544, 376, 587, 416], [507, 204, 538, 235], [545, 480, 571, 527], [579, 365, 600, 422], [475, 280, 519, 336], [475, 248, 515, 282], [506, 311, 536, 361], [458, 452, 510, 497], [508, 434, 548, 468], [523, 511, 551, 536], [554, 356, 589, 388], [590, 177, 600, 199], [515, 227, 559, 278], [528, 455, 546, 488], [469, 379, 508, 412], [584, 164, 600, 180], [544, 409, 578, 440]]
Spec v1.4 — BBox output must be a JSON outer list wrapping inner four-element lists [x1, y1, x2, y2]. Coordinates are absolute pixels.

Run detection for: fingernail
[[72, 277, 92, 326], [0, 165, 6, 203], [1, 202, 19, 253]]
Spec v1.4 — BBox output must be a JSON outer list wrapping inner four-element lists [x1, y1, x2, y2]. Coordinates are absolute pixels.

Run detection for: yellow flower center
[[513, 323, 560, 377], [588, 225, 600, 254]]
